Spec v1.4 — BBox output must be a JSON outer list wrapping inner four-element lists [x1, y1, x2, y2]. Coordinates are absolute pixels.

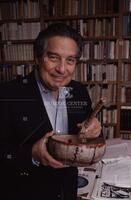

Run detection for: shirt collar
[[35, 69, 50, 94]]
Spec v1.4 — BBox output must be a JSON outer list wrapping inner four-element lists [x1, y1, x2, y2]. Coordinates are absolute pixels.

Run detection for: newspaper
[[91, 157, 131, 200], [101, 157, 131, 188], [103, 142, 129, 160], [92, 178, 131, 200], [77, 162, 103, 199], [91, 141, 131, 200]]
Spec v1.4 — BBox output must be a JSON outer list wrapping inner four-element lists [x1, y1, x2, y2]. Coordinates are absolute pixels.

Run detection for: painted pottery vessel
[[48, 99, 106, 167], [48, 134, 106, 167]]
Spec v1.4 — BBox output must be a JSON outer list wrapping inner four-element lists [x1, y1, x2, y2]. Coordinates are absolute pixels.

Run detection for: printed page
[[101, 157, 131, 188], [77, 167, 97, 199], [92, 178, 131, 200], [103, 143, 129, 160]]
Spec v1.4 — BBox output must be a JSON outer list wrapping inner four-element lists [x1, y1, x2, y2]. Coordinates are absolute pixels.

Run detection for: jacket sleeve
[[0, 88, 33, 170]]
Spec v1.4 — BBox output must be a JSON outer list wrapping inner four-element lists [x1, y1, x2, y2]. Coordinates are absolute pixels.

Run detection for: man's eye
[[48, 55, 59, 61], [67, 57, 76, 64]]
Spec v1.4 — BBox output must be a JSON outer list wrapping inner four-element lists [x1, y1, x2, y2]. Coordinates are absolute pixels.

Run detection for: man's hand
[[77, 117, 102, 138], [32, 131, 65, 168]]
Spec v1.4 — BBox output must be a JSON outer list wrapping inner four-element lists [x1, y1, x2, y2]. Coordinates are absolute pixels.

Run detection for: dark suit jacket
[[0, 70, 92, 200]]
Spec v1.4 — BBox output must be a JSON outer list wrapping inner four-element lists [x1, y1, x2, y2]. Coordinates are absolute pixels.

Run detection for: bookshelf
[[0, 0, 131, 139], [0, 0, 40, 81], [119, 0, 131, 139]]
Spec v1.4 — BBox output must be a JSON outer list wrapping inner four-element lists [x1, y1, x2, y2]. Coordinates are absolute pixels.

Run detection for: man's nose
[[55, 59, 66, 74]]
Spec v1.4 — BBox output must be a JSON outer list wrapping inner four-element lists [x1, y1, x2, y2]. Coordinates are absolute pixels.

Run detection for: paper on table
[[101, 157, 131, 188], [77, 167, 97, 199], [92, 178, 131, 200], [103, 143, 129, 160], [106, 138, 131, 156], [91, 142, 131, 200]]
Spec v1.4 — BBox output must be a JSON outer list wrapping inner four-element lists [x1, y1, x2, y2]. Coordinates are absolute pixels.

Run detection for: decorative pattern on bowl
[[48, 134, 106, 167]]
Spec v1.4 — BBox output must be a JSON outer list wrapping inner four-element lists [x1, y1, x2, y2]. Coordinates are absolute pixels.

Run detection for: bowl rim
[[49, 134, 106, 147]]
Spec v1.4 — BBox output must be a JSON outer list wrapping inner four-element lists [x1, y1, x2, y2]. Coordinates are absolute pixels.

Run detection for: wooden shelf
[[0, 18, 40, 24], [79, 59, 118, 63], [43, 13, 119, 21], [0, 39, 35, 44]]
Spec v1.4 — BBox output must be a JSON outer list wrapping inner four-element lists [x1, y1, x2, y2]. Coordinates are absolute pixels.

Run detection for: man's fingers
[[41, 149, 64, 168]]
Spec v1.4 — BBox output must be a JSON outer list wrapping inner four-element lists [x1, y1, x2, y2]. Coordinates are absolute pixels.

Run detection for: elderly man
[[0, 23, 101, 200]]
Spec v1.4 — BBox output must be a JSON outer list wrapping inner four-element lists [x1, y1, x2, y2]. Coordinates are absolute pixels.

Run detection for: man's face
[[38, 36, 78, 91]]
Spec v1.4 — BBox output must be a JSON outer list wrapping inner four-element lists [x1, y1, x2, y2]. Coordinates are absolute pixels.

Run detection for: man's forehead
[[46, 37, 78, 54], [46, 51, 77, 57]]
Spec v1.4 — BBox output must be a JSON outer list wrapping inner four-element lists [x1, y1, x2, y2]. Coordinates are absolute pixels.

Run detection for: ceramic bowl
[[48, 134, 106, 167]]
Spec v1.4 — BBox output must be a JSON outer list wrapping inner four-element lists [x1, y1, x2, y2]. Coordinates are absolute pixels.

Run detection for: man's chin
[[51, 84, 63, 91], [50, 79, 71, 90]]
